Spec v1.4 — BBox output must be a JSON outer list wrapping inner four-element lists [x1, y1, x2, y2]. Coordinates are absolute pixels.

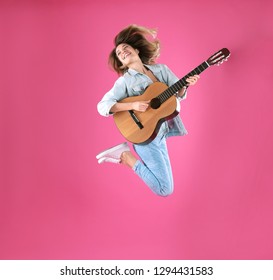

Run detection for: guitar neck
[[158, 61, 210, 103]]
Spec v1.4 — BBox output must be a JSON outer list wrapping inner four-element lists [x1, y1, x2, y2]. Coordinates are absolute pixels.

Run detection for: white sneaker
[[96, 142, 130, 163], [98, 157, 121, 164]]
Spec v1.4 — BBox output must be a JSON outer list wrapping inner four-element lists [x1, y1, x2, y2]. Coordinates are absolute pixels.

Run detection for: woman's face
[[115, 43, 139, 66]]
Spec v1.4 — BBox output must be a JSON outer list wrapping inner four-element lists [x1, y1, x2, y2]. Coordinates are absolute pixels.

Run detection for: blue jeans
[[132, 123, 174, 197]]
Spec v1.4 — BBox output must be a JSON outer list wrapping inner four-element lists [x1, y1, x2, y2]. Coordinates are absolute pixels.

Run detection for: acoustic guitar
[[113, 48, 230, 144]]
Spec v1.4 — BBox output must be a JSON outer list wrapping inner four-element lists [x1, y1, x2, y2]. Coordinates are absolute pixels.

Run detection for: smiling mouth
[[123, 53, 130, 60]]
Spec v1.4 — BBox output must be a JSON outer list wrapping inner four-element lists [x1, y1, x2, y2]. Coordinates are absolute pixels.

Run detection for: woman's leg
[[129, 134, 174, 197]]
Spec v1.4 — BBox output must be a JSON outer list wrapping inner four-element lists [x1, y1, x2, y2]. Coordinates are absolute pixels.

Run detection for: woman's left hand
[[177, 75, 200, 97], [186, 75, 200, 86]]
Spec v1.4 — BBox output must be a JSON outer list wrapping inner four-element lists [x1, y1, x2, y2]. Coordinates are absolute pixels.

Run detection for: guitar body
[[113, 81, 179, 144]]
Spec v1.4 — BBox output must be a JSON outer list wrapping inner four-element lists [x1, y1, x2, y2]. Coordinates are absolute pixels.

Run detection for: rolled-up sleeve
[[97, 76, 128, 117], [161, 64, 187, 101]]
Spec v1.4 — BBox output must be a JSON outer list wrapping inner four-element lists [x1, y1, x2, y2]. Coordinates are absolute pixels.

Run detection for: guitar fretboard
[[158, 61, 210, 103]]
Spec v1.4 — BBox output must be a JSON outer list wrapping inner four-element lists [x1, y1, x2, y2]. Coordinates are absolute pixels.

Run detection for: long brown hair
[[108, 24, 160, 75]]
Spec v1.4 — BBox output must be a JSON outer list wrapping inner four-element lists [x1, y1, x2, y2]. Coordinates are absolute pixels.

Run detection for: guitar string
[[158, 62, 208, 103]]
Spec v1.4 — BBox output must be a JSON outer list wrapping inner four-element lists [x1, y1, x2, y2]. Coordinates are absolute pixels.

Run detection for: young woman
[[96, 24, 199, 197]]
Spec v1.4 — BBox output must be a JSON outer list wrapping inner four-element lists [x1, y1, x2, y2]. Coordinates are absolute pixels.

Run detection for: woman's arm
[[110, 100, 150, 113]]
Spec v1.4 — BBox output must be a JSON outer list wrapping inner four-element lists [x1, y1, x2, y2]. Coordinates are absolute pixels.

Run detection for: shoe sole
[[98, 157, 120, 164], [96, 142, 129, 159]]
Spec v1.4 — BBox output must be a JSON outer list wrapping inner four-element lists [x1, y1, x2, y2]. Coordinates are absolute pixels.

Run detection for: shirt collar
[[127, 64, 159, 76]]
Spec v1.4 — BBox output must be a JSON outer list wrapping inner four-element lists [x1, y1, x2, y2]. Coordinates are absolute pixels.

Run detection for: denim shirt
[[97, 63, 188, 138]]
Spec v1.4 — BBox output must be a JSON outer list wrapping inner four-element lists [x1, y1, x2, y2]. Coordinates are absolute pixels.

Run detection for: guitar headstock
[[207, 48, 230, 66]]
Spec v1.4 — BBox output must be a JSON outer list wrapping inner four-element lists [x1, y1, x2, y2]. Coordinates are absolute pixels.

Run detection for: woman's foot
[[96, 142, 130, 164], [120, 151, 137, 168]]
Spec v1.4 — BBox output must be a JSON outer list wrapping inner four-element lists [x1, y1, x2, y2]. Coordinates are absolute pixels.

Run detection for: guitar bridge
[[129, 110, 144, 129]]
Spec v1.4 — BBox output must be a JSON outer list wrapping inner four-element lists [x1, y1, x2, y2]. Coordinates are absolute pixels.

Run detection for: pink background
[[1, 0, 273, 259]]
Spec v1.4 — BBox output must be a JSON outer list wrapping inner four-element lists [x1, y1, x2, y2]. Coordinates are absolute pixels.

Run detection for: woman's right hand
[[131, 100, 150, 112]]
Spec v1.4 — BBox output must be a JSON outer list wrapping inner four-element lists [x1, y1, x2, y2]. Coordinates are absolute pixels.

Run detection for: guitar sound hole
[[150, 98, 161, 109]]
